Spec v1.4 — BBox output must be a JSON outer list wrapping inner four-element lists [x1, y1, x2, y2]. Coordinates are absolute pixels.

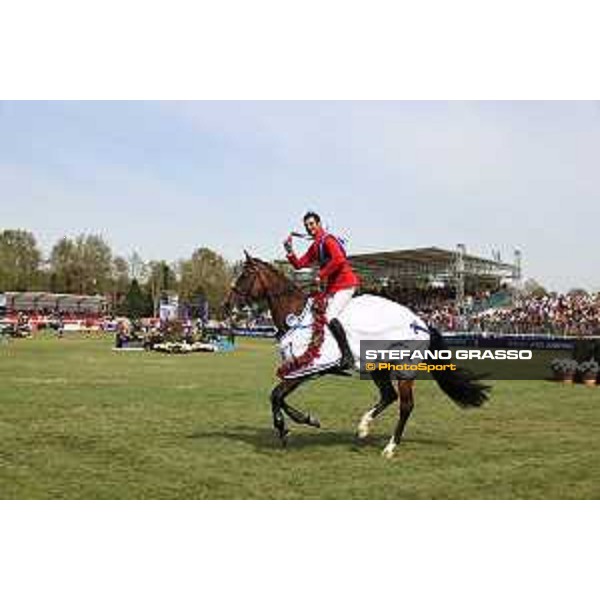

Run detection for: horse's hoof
[[357, 425, 370, 440], [307, 414, 321, 428], [381, 443, 397, 459], [280, 430, 290, 447], [356, 418, 373, 440]]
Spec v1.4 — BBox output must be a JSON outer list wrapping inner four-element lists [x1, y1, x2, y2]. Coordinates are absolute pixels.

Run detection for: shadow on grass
[[188, 426, 455, 452]]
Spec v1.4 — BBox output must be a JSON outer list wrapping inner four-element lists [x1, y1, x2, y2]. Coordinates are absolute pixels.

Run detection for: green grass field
[[1, 333, 599, 499]]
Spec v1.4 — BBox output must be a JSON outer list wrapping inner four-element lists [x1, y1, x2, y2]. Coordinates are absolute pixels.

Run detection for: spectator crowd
[[364, 285, 600, 336], [466, 293, 600, 336]]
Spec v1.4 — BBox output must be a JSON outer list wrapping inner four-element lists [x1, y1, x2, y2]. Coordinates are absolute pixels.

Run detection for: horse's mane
[[250, 257, 303, 296]]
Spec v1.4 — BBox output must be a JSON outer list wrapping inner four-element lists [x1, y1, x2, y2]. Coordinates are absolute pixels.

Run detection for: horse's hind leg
[[382, 379, 415, 459], [357, 371, 398, 440]]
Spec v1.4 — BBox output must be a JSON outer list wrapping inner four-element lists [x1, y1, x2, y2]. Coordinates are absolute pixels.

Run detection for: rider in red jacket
[[284, 211, 359, 370]]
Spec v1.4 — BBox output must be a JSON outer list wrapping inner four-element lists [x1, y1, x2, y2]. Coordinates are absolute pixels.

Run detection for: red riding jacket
[[286, 229, 360, 294]]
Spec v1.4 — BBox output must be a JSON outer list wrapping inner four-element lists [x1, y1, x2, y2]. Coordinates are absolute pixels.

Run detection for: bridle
[[226, 258, 314, 339], [230, 261, 301, 307]]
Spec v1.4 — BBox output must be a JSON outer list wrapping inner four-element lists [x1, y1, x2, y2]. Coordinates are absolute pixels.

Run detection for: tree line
[[0, 229, 234, 317]]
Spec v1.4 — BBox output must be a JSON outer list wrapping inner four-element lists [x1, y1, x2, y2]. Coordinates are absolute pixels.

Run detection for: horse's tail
[[427, 327, 490, 408]]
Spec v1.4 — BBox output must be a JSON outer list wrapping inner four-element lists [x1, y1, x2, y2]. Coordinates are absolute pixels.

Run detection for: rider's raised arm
[[318, 236, 346, 279], [286, 242, 317, 270]]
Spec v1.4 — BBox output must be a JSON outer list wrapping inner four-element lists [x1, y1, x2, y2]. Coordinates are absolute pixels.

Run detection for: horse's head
[[222, 251, 270, 314]]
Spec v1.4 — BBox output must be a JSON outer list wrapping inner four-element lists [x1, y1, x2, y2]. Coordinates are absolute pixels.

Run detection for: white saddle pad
[[278, 294, 430, 379]]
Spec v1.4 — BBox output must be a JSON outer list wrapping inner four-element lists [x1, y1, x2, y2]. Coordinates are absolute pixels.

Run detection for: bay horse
[[224, 252, 489, 458]]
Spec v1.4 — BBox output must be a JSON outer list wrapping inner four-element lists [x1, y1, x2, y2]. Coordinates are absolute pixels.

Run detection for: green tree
[[0, 229, 42, 291], [179, 247, 232, 315], [49, 234, 112, 294], [111, 256, 130, 311], [144, 260, 177, 317], [162, 262, 176, 290], [49, 237, 78, 293], [78, 234, 112, 294], [123, 279, 152, 318]]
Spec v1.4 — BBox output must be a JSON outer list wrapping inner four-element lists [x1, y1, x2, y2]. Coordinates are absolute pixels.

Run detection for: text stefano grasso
[[364, 349, 533, 361]]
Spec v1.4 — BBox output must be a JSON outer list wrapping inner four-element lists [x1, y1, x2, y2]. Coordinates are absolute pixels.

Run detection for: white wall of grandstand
[[0, 292, 109, 331]]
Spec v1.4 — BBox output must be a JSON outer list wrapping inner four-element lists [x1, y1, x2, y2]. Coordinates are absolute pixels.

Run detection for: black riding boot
[[328, 318, 354, 371]]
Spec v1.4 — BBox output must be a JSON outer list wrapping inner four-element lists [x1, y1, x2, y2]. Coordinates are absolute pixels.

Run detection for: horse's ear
[[243, 249, 251, 261]]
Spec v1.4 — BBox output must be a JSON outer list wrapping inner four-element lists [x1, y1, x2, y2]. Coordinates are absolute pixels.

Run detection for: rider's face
[[304, 217, 321, 238]]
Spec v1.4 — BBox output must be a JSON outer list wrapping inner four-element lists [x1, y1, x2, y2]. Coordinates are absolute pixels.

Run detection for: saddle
[[276, 294, 430, 380]]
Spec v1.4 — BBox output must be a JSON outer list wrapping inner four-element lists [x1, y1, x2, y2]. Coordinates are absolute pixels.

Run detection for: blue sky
[[1, 101, 599, 291]]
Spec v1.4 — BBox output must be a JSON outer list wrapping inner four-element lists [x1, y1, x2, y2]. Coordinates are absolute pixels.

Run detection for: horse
[[224, 252, 490, 458]]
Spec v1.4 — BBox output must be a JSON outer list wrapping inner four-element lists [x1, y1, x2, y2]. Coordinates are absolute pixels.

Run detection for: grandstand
[[0, 292, 108, 316], [282, 245, 521, 314], [349, 246, 519, 287]]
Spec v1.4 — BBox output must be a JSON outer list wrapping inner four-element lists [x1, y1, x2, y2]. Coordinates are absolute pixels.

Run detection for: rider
[[284, 211, 359, 370]]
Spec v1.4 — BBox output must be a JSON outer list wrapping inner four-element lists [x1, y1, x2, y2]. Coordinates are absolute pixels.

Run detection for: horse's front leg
[[282, 398, 320, 428], [270, 378, 304, 446]]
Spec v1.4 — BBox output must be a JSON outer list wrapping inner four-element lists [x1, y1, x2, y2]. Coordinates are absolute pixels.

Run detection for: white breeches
[[326, 288, 356, 321]]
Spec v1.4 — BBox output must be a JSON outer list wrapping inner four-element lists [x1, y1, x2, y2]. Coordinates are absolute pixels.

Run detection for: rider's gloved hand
[[283, 235, 293, 254]]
